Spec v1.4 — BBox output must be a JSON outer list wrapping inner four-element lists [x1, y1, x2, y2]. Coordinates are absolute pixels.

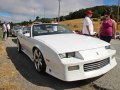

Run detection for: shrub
[[93, 18, 98, 21], [74, 25, 78, 28]]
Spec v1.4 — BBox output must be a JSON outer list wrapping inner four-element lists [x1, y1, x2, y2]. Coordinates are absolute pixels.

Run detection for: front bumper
[[60, 50, 117, 81]]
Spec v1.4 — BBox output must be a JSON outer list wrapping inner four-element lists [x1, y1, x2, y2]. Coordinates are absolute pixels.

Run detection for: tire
[[17, 39, 22, 53], [33, 48, 46, 73], [12, 34, 15, 37]]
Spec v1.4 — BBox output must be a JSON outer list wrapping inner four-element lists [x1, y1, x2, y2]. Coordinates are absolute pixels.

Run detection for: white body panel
[[17, 25, 117, 81], [34, 34, 109, 53]]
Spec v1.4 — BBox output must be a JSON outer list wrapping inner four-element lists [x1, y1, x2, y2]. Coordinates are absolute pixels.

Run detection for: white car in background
[[17, 23, 117, 81], [11, 25, 22, 36]]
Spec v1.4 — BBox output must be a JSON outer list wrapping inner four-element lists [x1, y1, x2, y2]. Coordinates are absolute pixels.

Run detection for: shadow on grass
[[6, 46, 102, 90]]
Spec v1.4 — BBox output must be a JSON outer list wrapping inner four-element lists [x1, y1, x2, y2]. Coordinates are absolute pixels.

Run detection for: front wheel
[[33, 48, 46, 73]]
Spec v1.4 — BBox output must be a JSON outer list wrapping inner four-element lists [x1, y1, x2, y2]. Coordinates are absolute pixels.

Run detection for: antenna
[[44, 7, 45, 18], [58, 0, 61, 23], [34, 8, 36, 18]]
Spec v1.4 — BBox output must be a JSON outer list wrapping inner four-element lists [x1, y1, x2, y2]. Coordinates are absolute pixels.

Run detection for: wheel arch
[[32, 46, 46, 73], [32, 45, 45, 59], [32, 46, 40, 53]]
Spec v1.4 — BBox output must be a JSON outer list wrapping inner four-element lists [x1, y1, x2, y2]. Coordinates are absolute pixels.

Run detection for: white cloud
[[0, 0, 104, 22]]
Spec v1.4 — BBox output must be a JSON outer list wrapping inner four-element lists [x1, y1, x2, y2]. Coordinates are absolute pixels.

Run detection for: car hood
[[34, 34, 110, 53]]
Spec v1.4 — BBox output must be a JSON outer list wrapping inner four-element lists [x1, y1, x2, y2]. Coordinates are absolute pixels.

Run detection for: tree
[[58, 5, 118, 20], [29, 20, 32, 24], [35, 16, 40, 22]]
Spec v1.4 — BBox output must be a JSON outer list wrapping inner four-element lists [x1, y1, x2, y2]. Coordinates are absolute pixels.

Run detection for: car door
[[21, 29, 33, 56]]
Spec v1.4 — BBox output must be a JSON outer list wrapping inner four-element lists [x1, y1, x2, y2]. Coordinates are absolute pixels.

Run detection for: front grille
[[84, 58, 110, 72]]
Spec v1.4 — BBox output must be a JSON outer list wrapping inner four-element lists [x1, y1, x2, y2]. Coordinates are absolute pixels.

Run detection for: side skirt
[[22, 49, 34, 62]]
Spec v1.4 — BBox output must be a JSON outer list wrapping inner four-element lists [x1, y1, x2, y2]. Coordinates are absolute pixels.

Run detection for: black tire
[[17, 39, 22, 53], [33, 48, 46, 73], [12, 34, 15, 37]]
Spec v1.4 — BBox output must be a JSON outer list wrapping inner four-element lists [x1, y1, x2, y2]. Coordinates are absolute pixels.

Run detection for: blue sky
[[0, 12, 10, 16], [0, 0, 118, 22], [104, 0, 118, 5]]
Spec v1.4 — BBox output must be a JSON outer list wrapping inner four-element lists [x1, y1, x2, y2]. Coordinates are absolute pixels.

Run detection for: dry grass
[[60, 19, 84, 31], [60, 19, 120, 33], [0, 28, 3, 41], [0, 43, 21, 90]]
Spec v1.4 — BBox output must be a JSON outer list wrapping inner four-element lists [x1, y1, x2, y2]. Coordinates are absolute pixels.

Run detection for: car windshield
[[33, 24, 73, 36]]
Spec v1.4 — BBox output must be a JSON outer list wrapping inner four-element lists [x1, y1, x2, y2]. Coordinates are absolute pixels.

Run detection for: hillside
[[60, 6, 118, 21]]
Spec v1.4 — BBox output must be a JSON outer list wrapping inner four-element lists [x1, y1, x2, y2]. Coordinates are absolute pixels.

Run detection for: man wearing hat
[[82, 10, 95, 36]]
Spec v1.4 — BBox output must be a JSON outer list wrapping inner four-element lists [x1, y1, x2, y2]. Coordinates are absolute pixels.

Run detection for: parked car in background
[[11, 25, 22, 36], [17, 23, 117, 81], [20, 26, 31, 34], [116, 32, 120, 40]]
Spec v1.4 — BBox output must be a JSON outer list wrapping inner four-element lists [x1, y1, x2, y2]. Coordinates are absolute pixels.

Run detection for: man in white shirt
[[83, 10, 95, 36], [2, 22, 7, 40], [51, 19, 58, 24], [7, 23, 11, 37]]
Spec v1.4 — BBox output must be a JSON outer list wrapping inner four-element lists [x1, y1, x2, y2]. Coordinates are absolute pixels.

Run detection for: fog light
[[68, 65, 79, 71]]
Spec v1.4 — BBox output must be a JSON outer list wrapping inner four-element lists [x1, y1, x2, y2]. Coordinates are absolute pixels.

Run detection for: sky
[[0, 0, 118, 22]]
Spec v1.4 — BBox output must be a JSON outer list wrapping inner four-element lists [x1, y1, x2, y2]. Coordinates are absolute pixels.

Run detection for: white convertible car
[[17, 23, 117, 81]]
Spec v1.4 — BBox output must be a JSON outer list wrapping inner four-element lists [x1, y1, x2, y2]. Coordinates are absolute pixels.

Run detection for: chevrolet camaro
[[17, 23, 117, 81]]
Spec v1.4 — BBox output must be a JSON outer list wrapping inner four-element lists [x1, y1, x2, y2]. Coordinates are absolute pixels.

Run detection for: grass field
[[60, 19, 120, 33], [0, 28, 3, 41]]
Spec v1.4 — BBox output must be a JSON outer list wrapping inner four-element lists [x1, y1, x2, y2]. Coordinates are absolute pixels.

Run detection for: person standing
[[51, 19, 58, 24], [99, 12, 116, 43], [2, 22, 7, 40], [7, 23, 11, 37], [82, 10, 95, 36]]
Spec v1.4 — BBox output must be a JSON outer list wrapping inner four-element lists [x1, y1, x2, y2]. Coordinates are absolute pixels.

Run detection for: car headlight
[[59, 52, 75, 59], [105, 45, 115, 50], [105, 45, 111, 49], [59, 53, 66, 59], [66, 52, 75, 58]]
